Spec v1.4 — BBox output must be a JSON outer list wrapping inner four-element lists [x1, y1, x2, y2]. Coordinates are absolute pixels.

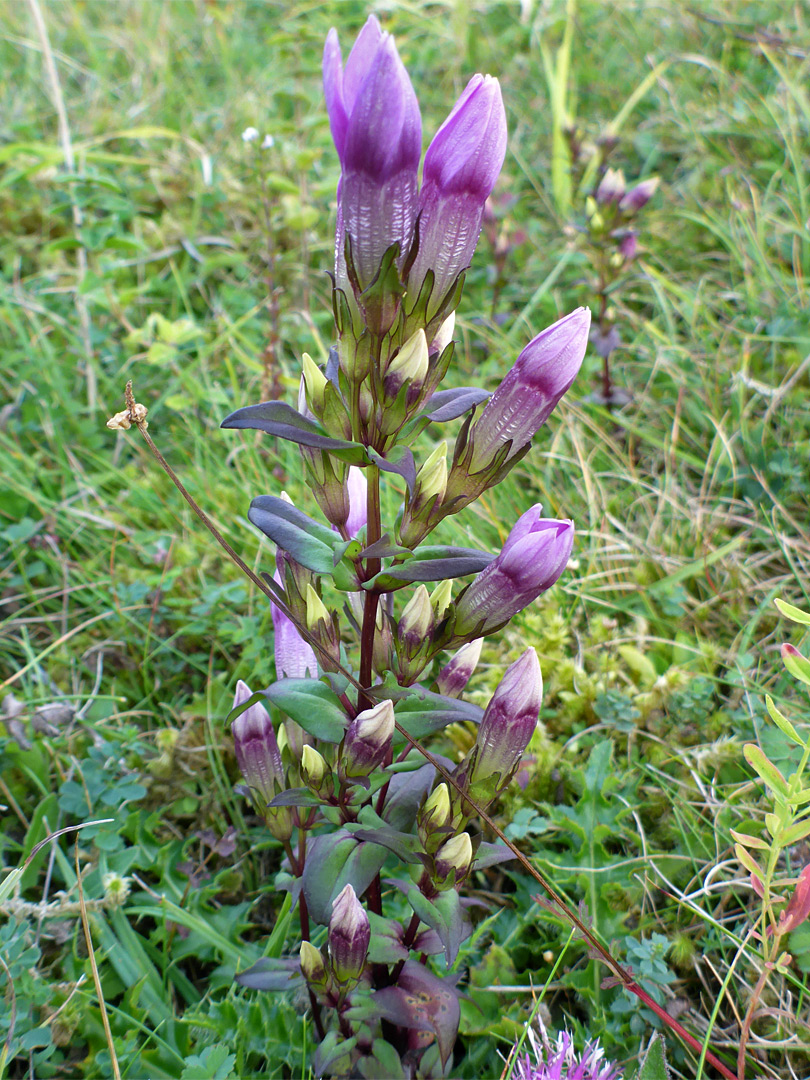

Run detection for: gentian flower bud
[[409, 74, 507, 317], [619, 176, 659, 213], [328, 884, 370, 983], [420, 783, 452, 832], [232, 679, 292, 840], [430, 579, 453, 621], [341, 699, 395, 778], [454, 507, 573, 637], [306, 584, 331, 631], [463, 308, 591, 476], [433, 832, 473, 889], [472, 648, 542, 784], [595, 167, 625, 205], [398, 585, 434, 651], [384, 328, 429, 402], [302, 352, 327, 415], [418, 782, 454, 853], [436, 638, 483, 698], [300, 941, 329, 989], [618, 231, 638, 261], [399, 441, 448, 547], [324, 16, 421, 292], [345, 466, 368, 539], [301, 744, 330, 794], [304, 585, 341, 671], [430, 311, 455, 356]]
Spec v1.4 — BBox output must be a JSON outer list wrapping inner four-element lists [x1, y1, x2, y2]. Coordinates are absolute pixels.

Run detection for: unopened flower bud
[[472, 649, 542, 785], [398, 585, 434, 651], [457, 309, 590, 487], [302, 352, 328, 414], [415, 441, 447, 503], [418, 783, 452, 846], [232, 679, 292, 839], [430, 311, 455, 356], [595, 167, 625, 205], [618, 231, 637, 261], [328, 884, 370, 983], [408, 74, 507, 317], [341, 699, 395, 778], [301, 744, 328, 789], [324, 16, 421, 295], [306, 585, 331, 631], [436, 638, 483, 698], [385, 329, 429, 401], [454, 507, 573, 637], [430, 579, 453, 621], [434, 832, 473, 889], [619, 176, 659, 213], [300, 941, 329, 988]]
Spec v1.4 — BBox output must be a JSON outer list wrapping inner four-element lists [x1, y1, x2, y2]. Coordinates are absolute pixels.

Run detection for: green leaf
[[180, 1045, 236, 1080], [775, 598, 810, 625], [766, 695, 805, 747], [637, 1033, 671, 1080], [302, 831, 389, 924], [743, 743, 790, 798], [783, 644, 810, 687], [262, 678, 347, 742]]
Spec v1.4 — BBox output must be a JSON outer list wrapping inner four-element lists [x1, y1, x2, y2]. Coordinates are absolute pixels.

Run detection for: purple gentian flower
[[323, 16, 421, 292], [465, 308, 590, 474], [619, 176, 659, 213], [454, 507, 573, 636], [345, 466, 368, 539], [409, 74, 507, 316], [472, 648, 542, 783], [272, 572, 319, 680], [231, 680, 292, 840], [510, 1023, 623, 1080]]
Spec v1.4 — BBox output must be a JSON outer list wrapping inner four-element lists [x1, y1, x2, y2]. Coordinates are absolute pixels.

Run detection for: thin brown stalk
[[75, 845, 121, 1080]]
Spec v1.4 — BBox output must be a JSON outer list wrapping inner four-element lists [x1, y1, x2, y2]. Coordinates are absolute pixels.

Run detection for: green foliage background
[[1, 1, 809, 1077]]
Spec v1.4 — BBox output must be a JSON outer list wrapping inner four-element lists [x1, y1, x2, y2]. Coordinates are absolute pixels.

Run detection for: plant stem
[[737, 965, 769, 1080]]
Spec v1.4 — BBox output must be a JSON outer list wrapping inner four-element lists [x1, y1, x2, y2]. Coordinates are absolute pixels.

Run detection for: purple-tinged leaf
[[395, 880, 470, 965], [366, 912, 409, 964], [234, 957, 303, 992], [423, 386, 490, 422], [268, 787, 323, 808], [382, 763, 436, 830], [222, 401, 368, 463], [367, 446, 417, 493], [473, 840, 517, 869], [372, 960, 460, 1067], [364, 546, 494, 591], [348, 824, 422, 863]]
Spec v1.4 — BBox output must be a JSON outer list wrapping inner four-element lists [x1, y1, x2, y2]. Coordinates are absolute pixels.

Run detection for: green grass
[[1, 1, 810, 1077]]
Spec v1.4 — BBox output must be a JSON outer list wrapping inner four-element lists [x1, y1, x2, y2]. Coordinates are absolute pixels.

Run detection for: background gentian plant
[[218, 14, 589, 1075]]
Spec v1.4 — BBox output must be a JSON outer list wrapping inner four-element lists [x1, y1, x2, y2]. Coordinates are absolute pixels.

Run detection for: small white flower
[[241, 127, 259, 143], [261, 134, 275, 150]]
